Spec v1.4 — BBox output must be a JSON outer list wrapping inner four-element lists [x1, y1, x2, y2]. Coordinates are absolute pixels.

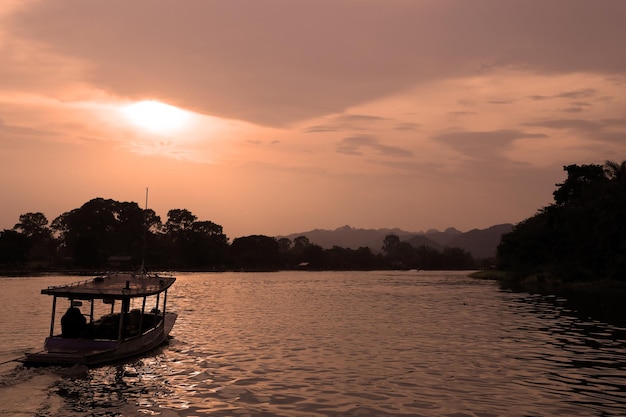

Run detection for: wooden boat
[[21, 271, 177, 366]]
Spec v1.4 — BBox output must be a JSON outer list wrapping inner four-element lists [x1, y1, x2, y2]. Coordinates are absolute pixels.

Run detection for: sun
[[121, 100, 191, 133]]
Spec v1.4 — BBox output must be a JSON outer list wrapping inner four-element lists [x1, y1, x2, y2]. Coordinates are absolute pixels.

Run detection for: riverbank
[[470, 270, 626, 325]]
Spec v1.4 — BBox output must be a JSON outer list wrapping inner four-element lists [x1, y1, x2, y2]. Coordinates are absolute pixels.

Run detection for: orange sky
[[1, 0, 625, 239]]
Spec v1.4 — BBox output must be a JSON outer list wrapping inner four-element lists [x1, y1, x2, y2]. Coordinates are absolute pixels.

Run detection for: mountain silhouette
[[278, 224, 512, 258]]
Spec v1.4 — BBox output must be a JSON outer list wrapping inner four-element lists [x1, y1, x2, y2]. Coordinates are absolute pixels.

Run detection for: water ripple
[[2, 271, 626, 417]]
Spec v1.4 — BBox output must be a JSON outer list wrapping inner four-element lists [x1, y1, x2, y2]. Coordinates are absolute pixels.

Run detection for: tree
[[442, 246, 475, 270], [51, 198, 146, 268], [604, 159, 626, 193], [414, 245, 441, 269], [293, 235, 310, 250], [230, 235, 280, 270], [14, 212, 52, 239], [382, 235, 415, 268], [12, 212, 56, 266], [143, 209, 163, 233], [552, 163, 605, 206], [0, 229, 30, 267], [382, 234, 400, 256], [498, 160, 626, 281], [165, 209, 197, 235], [0, 198, 236, 271], [161, 212, 229, 268], [277, 237, 292, 252], [186, 221, 229, 267]]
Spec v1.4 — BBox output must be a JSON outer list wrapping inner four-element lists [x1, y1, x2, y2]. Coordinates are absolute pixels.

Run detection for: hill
[[279, 224, 513, 258]]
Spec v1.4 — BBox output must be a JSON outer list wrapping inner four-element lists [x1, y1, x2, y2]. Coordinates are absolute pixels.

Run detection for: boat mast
[[140, 187, 148, 272]]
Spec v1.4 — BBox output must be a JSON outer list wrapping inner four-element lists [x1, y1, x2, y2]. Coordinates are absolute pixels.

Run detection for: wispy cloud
[[435, 129, 547, 158], [305, 114, 387, 133], [336, 135, 413, 158], [555, 89, 597, 99], [523, 118, 626, 144], [523, 118, 626, 131], [393, 122, 421, 131]]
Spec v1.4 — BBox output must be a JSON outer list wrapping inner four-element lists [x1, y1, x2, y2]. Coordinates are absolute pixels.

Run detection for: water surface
[[1, 271, 625, 416]]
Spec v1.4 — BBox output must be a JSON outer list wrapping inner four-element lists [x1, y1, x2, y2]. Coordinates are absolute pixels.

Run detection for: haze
[[1, 0, 625, 238]]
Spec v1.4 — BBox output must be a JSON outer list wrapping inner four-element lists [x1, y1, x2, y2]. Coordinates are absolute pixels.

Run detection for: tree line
[[497, 160, 626, 282], [0, 197, 478, 273]]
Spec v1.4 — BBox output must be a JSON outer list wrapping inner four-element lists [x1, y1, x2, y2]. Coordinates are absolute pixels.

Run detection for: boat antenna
[[140, 187, 148, 273]]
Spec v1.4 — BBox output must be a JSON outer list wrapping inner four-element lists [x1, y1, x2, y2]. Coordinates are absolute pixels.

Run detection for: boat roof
[[41, 272, 176, 300]]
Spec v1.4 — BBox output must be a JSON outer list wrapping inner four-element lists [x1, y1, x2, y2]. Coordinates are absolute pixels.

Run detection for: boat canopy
[[41, 273, 176, 300]]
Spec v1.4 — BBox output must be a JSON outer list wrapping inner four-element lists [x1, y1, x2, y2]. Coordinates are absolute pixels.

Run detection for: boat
[[20, 271, 177, 366]]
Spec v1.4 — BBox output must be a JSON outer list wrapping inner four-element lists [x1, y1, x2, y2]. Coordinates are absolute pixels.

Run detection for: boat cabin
[[46, 273, 174, 342], [22, 272, 177, 366]]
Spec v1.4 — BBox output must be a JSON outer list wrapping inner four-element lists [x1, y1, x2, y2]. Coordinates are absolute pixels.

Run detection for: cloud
[[554, 89, 597, 99], [336, 135, 413, 158], [435, 129, 547, 158], [487, 99, 514, 105], [305, 114, 387, 133], [5, 0, 626, 127], [562, 107, 585, 113], [448, 111, 477, 117], [0, 111, 58, 140], [523, 118, 626, 144], [393, 122, 421, 131], [523, 118, 624, 131]]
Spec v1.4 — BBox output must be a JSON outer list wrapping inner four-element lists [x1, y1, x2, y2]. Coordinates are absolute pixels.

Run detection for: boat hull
[[22, 312, 177, 366]]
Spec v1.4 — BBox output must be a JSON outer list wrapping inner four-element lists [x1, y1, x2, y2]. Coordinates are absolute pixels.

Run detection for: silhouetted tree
[[160, 210, 229, 268], [14, 212, 52, 239], [442, 246, 475, 270], [230, 235, 280, 270], [382, 234, 400, 256], [277, 237, 292, 252], [293, 235, 310, 250], [2, 197, 481, 273], [12, 212, 56, 267], [301, 243, 325, 268], [51, 198, 146, 268], [552, 163, 605, 206], [0, 229, 30, 267], [498, 159, 626, 281], [414, 245, 442, 269], [323, 246, 378, 270], [185, 221, 229, 267], [165, 209, 197, 234]]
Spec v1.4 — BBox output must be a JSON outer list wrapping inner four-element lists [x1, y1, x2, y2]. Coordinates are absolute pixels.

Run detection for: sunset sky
[[1, 0, 625, 239]]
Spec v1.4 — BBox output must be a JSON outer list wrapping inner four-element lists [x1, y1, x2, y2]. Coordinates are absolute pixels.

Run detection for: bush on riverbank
[[497, 160, 626, 283], [472, 160, 626, 323]]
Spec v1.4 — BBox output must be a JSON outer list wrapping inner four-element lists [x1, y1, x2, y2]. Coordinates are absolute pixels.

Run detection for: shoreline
[[470, 270, 626, 325]]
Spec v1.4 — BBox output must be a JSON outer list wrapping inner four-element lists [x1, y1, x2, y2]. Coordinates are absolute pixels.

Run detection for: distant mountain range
[[278, 224, 513, 259]]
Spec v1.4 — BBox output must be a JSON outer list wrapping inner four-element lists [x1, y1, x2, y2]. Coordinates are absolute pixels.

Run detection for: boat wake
[[0, 364, 63, 417]]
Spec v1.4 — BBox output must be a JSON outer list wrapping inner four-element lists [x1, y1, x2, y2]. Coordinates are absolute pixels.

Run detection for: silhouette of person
[[61, 305, 87, 338]]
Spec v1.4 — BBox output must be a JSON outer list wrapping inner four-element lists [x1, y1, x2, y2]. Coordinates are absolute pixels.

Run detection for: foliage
[[50, 198, 148, 268], [230, 235, 280, 270], [0, 229, 30, 267], [0, 198, 479, 272], [497, 160, 626, 281]]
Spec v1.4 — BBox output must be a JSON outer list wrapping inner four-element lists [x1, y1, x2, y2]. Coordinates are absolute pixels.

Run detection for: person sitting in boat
[[61, 304, 87, 338]]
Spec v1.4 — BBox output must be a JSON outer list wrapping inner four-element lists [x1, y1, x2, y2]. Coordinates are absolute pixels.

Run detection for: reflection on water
[[1, 271, 625, 416]]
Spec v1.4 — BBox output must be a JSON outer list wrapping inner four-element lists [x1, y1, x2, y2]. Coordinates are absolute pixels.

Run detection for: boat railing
[[46, 277, 96, 290], [45, 271, 174, 290]]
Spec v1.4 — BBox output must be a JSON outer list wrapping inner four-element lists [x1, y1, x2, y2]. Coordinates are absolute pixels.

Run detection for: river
[[0, 271, 625, 416]]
